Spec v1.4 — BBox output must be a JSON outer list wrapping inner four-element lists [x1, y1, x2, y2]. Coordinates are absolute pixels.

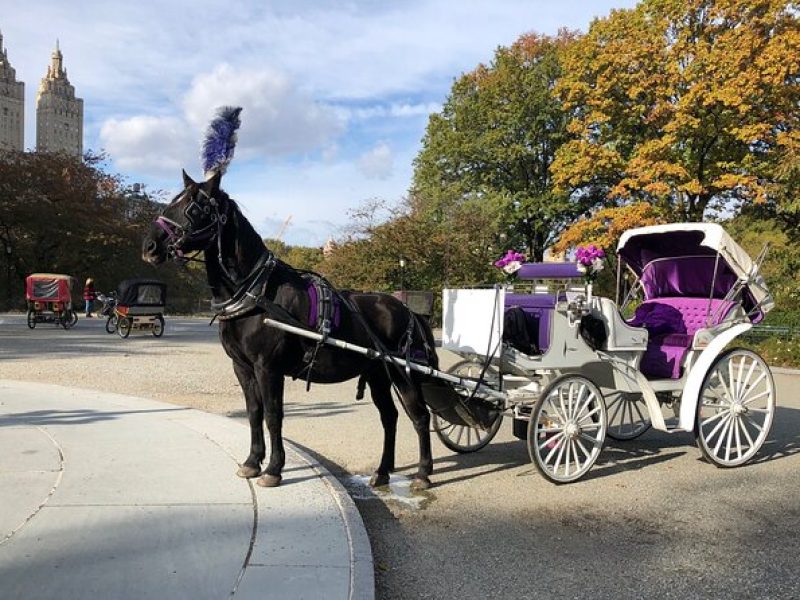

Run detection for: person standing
[[83, 278, 96, 317]]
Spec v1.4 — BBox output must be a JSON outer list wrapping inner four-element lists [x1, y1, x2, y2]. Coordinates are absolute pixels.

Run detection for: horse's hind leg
[[232, 360, 265, 478], [397, 378, 433, 491], [366, 370, 398, 488], [256, 371, 286, 488]]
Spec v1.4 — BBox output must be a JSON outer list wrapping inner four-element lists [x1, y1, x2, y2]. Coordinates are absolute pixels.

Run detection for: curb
[[286, 442, 375, 600], [769, 366, 800, 376]]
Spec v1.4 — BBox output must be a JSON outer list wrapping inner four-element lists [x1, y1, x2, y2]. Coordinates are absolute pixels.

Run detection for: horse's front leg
[[256, 371, 286, 488], [366, 370, 398, 488], [232, 360, 265, 479]]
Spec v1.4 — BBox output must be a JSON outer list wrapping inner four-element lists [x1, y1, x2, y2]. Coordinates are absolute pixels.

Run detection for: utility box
[[393, 290, 434, 317]]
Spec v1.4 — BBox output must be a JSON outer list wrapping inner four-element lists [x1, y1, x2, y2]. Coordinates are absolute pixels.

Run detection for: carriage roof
[[116, 278, 167, 307], [25, 273, 76, 300], [616, 223, 771, 314]]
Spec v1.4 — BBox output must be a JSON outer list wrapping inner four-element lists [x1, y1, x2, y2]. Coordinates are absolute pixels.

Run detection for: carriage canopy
[[25, 273, 76, 301], [116, 278, 167, 307], [616, 223, 772, 316]]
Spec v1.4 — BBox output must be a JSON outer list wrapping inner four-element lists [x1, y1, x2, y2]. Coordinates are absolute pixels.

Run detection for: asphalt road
[[2, 315, 799, 599]]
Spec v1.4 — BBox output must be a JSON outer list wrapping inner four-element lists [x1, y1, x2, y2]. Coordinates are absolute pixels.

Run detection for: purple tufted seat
[[629, 297, 735, 379]]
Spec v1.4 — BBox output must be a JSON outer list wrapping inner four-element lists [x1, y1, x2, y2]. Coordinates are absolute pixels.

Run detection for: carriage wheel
[[27, 310, 36, 329], [528, 375, 607, 484], [105, 315, 118, 334], [62, 310, 77, 330], [432, 358, 503, 453], [695, 348, 775, 468], [152, 315, 165, 338], [117, 317, 132, 338], [605, 391, 651, 441]]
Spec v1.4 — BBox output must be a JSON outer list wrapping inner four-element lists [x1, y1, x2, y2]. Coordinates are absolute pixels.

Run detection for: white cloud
[[99, 64, 344, 176], [357, 142, 394, 180], [182, 64, 344, 157], [99, 115, 193, 175]]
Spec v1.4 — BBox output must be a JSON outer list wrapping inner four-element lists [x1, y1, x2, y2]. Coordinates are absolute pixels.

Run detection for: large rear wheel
[[605, 391, 651, 441], [695, 348, 775, 467], [152, 315, 165, 337], [117, 317, 132, 339], [27, 309, 36, 329], [528, 375, 607, 483], [432, 358, 503, 453]]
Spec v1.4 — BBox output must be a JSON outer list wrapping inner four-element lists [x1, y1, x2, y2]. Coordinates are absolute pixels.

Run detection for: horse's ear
[[207, 170, 222, 196], [182, 169, 196, 189]]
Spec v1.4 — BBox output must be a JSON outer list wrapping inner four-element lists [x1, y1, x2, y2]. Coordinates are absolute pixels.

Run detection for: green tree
[[412, 31, 581, 261], [553, 0, 800, 222]]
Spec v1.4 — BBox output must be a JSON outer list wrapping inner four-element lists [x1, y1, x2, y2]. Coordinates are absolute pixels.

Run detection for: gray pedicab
[[434, 223, 775, 483]]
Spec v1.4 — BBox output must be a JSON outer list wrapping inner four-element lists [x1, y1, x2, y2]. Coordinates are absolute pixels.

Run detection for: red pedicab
[[25, 273, 79, 329]]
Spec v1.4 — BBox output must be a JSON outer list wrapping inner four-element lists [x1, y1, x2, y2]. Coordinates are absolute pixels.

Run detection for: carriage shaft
[[262, 317, 507, 401]]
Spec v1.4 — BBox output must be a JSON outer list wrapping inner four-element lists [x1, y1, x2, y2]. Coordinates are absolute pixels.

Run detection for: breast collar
[[211, 251, 278, 321]]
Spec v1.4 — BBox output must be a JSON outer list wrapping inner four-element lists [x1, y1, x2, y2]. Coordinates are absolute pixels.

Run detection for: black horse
[[142, 170, 439, 490]]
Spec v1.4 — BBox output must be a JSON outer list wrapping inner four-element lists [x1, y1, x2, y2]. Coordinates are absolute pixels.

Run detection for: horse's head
[[142, 169, 226, 265]]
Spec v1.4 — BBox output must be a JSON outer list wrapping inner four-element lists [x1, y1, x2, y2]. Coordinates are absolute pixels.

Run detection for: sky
[[2, 0, 637, 246]]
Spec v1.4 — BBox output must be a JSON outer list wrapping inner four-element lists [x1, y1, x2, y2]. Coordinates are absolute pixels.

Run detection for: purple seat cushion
[[632, 297, 736, 379]]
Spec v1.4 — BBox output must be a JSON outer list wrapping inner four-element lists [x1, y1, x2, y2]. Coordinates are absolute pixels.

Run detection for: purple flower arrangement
[[575, 244, 606, 282], [494, 249, 527, 281]]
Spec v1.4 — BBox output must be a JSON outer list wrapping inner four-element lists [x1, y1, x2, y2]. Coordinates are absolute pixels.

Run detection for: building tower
[[36, 40, 83, 156], [0, 30, 25, 152]]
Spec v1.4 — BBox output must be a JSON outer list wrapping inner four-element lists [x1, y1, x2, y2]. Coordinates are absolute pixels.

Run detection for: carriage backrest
[[630, 297, 738, 337], [504, 293, 557, 354]]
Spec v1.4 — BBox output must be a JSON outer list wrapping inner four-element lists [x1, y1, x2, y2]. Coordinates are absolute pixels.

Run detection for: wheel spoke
[[740, 371, 767, 402], [577, 405, 601, 424], [734, 416, 743, 460], [724, 416, 734, 462], [552, 438, 567, 473], [701, 410, 726, 427], [734, 356, 746, 399], [564, 439, 572, 477], [574, 437, 592, 460], [706, 412, 730, 445], [541, 432, 564, 454], [714, 416, 732, 456], [579, 432, 600, 445], [608, 395, 624, 426], [741, 413, 765, 434], [742, 390, 770, 406], [738, 415, 755, 450], [738, 357, 757, 400], [632, 399, 647, 426], [455, 426, 464, 445]]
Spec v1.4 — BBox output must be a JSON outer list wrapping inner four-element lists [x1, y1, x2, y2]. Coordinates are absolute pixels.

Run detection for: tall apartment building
[[36, 41, 83, 156], [0, 31, 25, 152]]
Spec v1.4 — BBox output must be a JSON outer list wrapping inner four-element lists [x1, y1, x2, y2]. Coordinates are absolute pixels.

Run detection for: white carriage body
[[439, 223, 776, 482]]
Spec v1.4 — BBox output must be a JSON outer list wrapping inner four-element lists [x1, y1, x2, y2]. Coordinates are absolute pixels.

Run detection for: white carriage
[[436, 223, 776, 483]]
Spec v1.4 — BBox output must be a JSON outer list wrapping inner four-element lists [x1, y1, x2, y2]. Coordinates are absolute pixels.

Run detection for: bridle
[[154, 188, 229, 265], [152, 185, 274, 298]]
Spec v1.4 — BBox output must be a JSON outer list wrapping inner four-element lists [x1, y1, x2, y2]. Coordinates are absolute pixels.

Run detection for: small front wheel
[[117, 317, 132, 338], [433, 358, 503, 453], [27, 310, 36, 329], [528, 375, 607, 483], [105, 315, 118, 334], [152, 315, 164, 338], [695, 348, 775, 467]]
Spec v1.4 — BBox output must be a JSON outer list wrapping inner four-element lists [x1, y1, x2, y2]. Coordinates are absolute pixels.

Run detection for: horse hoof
[[410, 476, 431, 492], [369, 472, 390, 488], [257, 474, 282, 488], [237, 465, 261, 478]]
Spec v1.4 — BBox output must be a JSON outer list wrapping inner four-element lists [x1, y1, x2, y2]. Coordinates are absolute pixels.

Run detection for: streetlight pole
[[399, 257, 406, 292], [5, 244, 11, 310]]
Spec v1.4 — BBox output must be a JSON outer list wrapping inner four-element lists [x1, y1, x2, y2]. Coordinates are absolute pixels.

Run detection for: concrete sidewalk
[[0, 380, 373, 600]]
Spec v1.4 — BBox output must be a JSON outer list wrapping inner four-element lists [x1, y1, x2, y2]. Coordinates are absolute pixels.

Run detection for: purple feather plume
[[201, 106, 242, 177]]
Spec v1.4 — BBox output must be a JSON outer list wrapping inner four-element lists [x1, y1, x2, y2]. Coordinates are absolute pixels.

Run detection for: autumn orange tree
[[552, 0, 800, 225]]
